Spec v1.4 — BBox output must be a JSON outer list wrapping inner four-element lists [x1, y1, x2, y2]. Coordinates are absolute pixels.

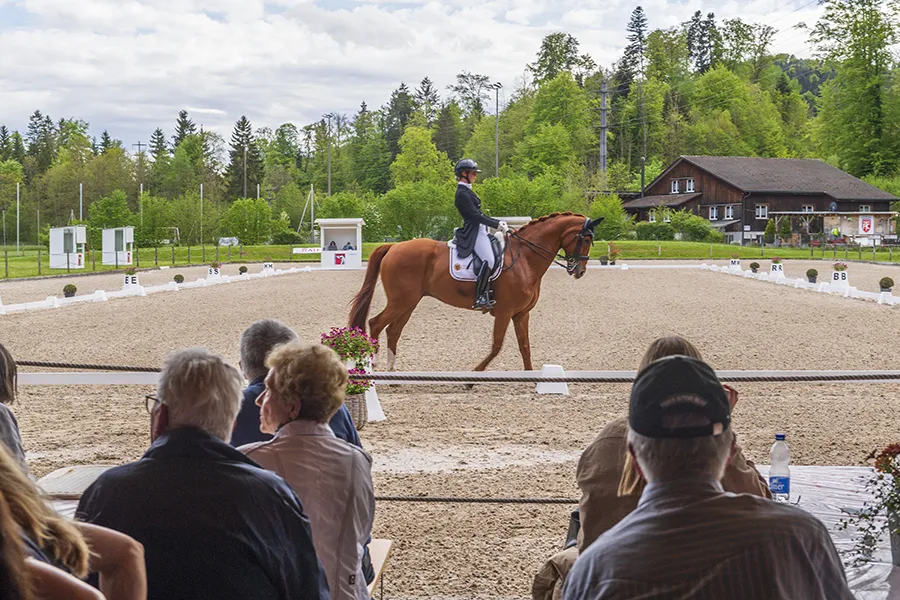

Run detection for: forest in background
[[1, 0, 899, 246]]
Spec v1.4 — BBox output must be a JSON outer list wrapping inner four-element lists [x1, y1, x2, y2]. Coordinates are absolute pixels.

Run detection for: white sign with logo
[[832, 271, 850, 290], [292, 247, 321, 254], [770, 263, 785, 278], [859, 216, 874, 235]]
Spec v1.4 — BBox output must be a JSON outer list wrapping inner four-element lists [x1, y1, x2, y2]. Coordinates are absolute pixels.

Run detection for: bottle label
[[769, 476, 790, 495]]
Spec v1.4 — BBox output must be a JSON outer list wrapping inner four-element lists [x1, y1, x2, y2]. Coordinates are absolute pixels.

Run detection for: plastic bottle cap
[[775, 433, 786, 441]]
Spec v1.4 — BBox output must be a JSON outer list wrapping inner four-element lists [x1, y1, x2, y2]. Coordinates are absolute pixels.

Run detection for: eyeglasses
[[144, 394, 162, 414]]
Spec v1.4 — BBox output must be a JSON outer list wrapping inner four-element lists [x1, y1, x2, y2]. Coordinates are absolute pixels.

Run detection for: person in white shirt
[[239, 341, 375, 600]]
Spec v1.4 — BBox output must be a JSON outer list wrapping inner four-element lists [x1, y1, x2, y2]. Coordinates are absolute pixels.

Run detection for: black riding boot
[[473, 262, 495, 311]]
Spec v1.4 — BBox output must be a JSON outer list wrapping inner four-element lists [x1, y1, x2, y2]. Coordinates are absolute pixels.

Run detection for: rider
[[454, 158, 509, 310]]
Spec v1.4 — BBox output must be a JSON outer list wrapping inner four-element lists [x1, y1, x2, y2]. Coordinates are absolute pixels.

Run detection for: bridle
[[506, 217, 596, 275]]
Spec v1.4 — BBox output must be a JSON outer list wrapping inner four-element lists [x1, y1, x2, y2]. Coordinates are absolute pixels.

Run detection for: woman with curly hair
[[0, 444, 146, 599], [0, 342, 26, 473], [239, 341, 375, 600]]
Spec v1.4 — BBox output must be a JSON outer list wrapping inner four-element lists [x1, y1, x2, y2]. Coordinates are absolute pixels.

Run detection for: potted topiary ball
[[239, 265, 248, 274], [806, 269, 818, 284], [880, 277, 894, 293], [174, 274, 185, 284], [599, 254, 609, 266], [63, 284, 76, 298], [750, 262, 760, 273]]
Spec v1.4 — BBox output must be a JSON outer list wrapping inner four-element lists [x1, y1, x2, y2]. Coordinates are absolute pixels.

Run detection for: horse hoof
[[465, 383, 475, 391]]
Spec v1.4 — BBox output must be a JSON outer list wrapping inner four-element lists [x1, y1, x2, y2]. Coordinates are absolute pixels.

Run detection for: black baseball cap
[[629, 355, 731, 439]]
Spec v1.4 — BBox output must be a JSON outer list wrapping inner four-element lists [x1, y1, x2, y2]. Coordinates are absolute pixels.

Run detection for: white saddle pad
[[448, 233, 504, 282]]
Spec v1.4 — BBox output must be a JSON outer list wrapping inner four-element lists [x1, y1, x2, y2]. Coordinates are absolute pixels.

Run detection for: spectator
[[342, 242, 354, 250], [563, 355, 853, 599], [328, 241, 338, 251], [533, 336, 770, 600], [0, 487, 33, 600], [240, 342, 374, 600], [76, 347, 329, 600], [0, 443, 146, 599], [232, 319, 361, 448], [0, 343, 26, 472]]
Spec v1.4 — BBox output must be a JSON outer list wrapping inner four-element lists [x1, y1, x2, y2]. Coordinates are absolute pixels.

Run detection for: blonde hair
[[266, 342, 348, 423], [618, 336, 705, 497], [0, 488, 33, 600], [158, 347, 243, 441], [0, 343, 16, 405], [0, 445, 89, 578]]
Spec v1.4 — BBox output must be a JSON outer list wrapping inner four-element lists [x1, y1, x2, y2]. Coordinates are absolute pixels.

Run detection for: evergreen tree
[[414, 77, 441, 125], [687, 11, 720, 73], [624, 7, 649, 78], [383, 83, 416, 160], [764, 218, 776, 243], [149, 128, 169, 161], [780, 216, 792, 239], [349, 103, 391, 194], [9, 132, 25, 164], [99, 130, 122, 153], [24, 111, 56, 178], [528, 32, 595, 85], [172, 110, 196, 148], [0, 126, 9, 161], [434, 101, 466, 162], [224, 116, 265, 199]]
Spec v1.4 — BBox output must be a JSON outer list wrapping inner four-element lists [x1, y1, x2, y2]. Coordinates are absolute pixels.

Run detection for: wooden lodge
[[622, 156, 898, 245]]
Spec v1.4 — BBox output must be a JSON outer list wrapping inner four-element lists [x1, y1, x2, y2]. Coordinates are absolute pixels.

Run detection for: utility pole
[[640, 48, 648, 196], [243, 143, 248, 198], [16, 182, 19, 255], [600, 79, 608, 174], [79, 183, 83, 221], [139, 183, 143, 225], [133, 142, 146, 220], [200, 183, 204, 245], [491, 82, 502, 178], [325, 114, 332, 196]]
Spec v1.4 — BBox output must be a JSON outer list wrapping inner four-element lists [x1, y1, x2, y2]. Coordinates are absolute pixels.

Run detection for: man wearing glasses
[[76, 348, 330, 600]]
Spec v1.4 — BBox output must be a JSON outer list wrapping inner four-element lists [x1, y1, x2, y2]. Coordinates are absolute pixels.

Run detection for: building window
[[801, 205, 814, 213], [663, 214, 671, 223], [725, 206, 734, 220], [685, 178, 695, 192], [649, 211, 656, 223], [670, 179, 679, 194], [709, 206, 718, 220], [755, 204, 768, 219], [860, 205, 871, 212]]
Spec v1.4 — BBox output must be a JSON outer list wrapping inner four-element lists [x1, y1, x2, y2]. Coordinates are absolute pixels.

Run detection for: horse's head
[[561, 216, 603, 279]]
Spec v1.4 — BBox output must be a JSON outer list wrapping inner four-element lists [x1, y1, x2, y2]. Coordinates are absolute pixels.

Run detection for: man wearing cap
[[563, 355, 853, 600]]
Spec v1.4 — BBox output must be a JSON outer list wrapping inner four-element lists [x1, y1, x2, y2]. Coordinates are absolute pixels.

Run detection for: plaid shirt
[[564, 479, 854, 600]]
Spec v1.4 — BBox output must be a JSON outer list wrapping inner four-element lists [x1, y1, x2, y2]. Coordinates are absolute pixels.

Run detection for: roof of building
[[622, 193, 701, 210], [652, 156, 897, 201]]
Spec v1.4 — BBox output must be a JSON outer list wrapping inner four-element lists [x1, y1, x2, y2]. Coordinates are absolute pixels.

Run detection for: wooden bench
[[367, 538, 393, 599]]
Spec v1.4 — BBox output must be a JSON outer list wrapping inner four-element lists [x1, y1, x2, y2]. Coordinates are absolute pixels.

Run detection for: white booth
[[316, 218, 364, 269], [49, 226, 87, 270], [101, 227, 134, 266]]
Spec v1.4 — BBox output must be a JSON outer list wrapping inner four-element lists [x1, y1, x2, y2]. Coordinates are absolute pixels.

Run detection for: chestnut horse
[[349, 213, 602, 372]]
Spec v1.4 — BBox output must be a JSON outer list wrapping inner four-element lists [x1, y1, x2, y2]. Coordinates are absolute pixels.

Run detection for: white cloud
[[0, 0, 823, 146]]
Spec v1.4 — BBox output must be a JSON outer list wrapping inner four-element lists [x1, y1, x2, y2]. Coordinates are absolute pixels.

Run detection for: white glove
[[498, 221, 509, 234]]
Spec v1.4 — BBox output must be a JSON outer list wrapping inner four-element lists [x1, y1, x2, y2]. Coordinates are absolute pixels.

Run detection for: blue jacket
[[77, 427, 330, 600], [231, 376, 362, 449]]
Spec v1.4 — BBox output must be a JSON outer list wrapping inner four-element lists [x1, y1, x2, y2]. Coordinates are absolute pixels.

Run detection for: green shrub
[[635, 221, 676, 241], [174, 274, 184, 283], [63, 284, 76, 295], [806, 269, 818, 278], [880, 277, 894, 289], [750, 262, 760, 270], [764, 219, 776, 243], [271, 230, 304, 245], [239, 266, 248, 274]]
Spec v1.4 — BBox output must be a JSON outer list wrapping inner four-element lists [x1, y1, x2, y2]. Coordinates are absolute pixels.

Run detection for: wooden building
[[622, 156, 898, 245]]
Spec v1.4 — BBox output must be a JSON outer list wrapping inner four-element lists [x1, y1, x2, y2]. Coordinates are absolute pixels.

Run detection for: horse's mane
[[515, 212, 586, 233]]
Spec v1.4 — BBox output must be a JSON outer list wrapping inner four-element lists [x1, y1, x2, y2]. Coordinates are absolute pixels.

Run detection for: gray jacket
[[0, 403, 27, 473]]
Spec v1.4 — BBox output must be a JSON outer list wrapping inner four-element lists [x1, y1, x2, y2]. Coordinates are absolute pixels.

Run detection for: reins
[[505, 218, 594, 274]]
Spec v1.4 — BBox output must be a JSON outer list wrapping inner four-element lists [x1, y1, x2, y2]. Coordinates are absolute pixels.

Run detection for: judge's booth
[[49, 226, 86, 270], [316, 218, 364, 268], [101, 227, 134, 266]]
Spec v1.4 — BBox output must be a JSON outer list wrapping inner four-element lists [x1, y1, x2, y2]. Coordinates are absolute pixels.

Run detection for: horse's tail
[[349, 244, 392, 332]]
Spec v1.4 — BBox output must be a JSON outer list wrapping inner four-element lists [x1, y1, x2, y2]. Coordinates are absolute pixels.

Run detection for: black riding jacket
[[454, 183, 500, 258]]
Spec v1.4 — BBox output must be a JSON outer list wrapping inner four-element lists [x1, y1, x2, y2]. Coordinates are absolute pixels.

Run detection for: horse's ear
[[588, 217, 604, 230]]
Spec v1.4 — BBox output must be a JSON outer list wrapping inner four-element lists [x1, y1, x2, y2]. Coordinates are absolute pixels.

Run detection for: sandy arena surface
[[4, 260, 900, 599]]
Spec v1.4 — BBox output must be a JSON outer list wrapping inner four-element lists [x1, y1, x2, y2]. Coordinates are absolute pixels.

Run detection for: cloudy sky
[[0, 0, 823, 148]]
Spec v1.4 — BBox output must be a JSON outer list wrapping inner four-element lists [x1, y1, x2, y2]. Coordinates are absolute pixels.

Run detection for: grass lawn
[[1, 241, 899, 281]]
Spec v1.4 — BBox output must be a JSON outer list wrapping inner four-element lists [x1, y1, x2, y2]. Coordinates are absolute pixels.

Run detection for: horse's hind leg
[[384, 304, 417, 371], [369, 301, 418, 370]]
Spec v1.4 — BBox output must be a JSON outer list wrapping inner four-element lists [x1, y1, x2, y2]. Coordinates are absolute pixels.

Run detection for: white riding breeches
[[473, 224, 495, 270]]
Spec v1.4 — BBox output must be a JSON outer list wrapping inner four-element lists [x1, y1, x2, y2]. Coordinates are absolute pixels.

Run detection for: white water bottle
[[769, 433, 791, 503]]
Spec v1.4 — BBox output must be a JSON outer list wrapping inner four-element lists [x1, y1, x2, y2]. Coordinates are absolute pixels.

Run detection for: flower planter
[[882, 288, 893, 294], [599, 260, 608, 266], [808, 277, 817, 284], [63, 291, 75, 298], [609, 260, 616, 265], [751, 268, 758, 273], [345, 393, 368, 431], [890, 511, 900, 567]]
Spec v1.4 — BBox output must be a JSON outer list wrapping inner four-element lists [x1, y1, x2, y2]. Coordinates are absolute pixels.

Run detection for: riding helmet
[[455, 158, 481, 178]]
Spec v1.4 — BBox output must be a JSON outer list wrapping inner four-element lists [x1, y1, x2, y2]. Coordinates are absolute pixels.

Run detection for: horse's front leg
[[512, 311, 533, 371], [472, 312, 512, 372]]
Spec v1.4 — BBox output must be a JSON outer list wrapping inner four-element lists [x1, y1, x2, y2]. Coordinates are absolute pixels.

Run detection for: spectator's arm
[[576, 432, 628, 551], [26, 558, 106, 600], [721, 441, 772, 499], [75, 523, 147, 600]]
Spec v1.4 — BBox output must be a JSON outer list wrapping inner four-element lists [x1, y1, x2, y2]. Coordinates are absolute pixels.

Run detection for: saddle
[[448, 231, 505, 282]]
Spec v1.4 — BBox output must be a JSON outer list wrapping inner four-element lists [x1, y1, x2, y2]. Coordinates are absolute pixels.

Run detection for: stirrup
[[473, 295, 495, 311]]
